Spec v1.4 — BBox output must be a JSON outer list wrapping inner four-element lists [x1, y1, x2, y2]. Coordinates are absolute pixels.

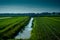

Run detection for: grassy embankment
[[0, 16, 30, 39]]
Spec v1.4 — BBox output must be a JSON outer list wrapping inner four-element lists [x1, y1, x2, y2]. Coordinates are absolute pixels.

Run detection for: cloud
[[0, 5, 60, 13]]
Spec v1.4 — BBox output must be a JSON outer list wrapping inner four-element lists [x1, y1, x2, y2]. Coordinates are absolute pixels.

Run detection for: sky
[[0, 0, 60, 13]]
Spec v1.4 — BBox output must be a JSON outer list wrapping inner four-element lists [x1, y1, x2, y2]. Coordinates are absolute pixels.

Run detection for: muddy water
[[15, 17, 34, 39]]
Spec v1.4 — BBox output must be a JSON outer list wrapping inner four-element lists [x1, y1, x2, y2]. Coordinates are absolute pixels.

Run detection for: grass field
[[30, 17, 60, 40], [0, 16, 60, 40], [0, 16, 30, 39]]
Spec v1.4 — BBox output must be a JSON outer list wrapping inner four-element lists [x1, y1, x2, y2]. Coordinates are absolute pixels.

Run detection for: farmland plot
[[0, 16, 30, 39], [30, 17, 60, 40]]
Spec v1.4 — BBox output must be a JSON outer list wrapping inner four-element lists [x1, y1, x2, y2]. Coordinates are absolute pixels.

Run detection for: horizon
[[0, 12, 60, 14]]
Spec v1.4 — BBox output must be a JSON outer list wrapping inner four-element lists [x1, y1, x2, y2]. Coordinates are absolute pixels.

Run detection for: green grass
[[0, 16, 30, 39], [30, 17, 60, 40], [0, 16, 60, 40]]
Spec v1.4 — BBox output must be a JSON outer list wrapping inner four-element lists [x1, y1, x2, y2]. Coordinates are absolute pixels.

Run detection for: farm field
[[0, 16, 60, 40], [0, 16, 30, 39], [30, 17, 60, 40]]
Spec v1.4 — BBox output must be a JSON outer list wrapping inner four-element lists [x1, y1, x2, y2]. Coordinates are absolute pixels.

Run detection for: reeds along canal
[[15, 17, 34, 39]]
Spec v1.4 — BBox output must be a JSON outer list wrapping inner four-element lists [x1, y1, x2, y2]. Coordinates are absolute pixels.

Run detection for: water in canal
[[15, 17, 34, 39]]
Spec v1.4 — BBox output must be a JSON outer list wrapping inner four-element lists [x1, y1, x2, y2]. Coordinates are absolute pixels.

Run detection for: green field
[[30, 17, 60, 40], [0, 16, 30, 39], [0, 16, 60, 40]]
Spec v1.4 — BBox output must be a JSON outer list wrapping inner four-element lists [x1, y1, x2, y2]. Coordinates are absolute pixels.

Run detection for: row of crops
[[0, 16, 60, 40], [0, 16, 30, 39], [30, 17, 60, 40]]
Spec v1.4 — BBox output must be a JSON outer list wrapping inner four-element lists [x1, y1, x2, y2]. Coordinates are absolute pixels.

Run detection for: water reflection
[[15, 17, 34, 39]]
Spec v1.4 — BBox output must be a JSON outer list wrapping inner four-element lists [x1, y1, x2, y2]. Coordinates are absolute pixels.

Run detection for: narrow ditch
[[15, 17, 34, 39]]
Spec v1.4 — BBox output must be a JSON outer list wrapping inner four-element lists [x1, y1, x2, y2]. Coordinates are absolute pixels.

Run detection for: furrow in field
[[0, 17, 30, 39], [30, 17, 60, 40], [46, 17, 60, 33], [44, 17, 60, 40]]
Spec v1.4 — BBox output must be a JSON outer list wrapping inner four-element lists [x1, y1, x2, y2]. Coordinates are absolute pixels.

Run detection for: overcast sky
[[0, 0, 60, 13]]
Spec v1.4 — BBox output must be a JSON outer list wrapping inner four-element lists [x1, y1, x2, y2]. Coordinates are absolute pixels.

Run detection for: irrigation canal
[[15, 17, 34, 39]]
